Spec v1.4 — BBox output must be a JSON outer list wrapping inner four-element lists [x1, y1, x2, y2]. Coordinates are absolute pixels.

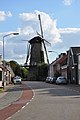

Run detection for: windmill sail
[[38, 14, 43, 38], [38, 14, 49, 64], [26, 43, 30, 65]]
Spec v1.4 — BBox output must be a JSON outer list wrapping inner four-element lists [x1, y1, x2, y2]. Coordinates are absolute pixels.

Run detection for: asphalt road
[[9, 81, 80, 120]]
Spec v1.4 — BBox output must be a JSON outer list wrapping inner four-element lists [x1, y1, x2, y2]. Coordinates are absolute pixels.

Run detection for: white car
[[56, 76, 67, 85], [46, 77, 51, 83], [13, 76, 22, 84]]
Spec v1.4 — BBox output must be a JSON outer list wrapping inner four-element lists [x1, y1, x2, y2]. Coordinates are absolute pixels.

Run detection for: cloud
[[63, 0, 73, 6], [48, 27, 80, 63], [7, 11, 12, 17], [0, 11, 62, 64], [0, 11, 12, 21], [53, 28, 80, 52], [19, 12, 37, 21], [19, 10, 62, 45], [2, 27, 80, 64], [59, 28, 80, 34], [1, 11, 80, 64], [2, 34, 27, 63]]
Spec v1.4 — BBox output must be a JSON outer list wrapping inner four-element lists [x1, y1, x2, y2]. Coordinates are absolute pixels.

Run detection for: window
[[0, 71, 2, 81]]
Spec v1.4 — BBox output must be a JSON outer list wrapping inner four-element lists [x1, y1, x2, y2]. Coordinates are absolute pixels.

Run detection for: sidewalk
[[0, 84, 23, 110]]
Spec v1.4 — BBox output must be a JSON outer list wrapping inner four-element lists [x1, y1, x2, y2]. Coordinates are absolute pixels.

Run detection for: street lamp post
[[2, 32, 19, 87], [48, 50, 58, 56]]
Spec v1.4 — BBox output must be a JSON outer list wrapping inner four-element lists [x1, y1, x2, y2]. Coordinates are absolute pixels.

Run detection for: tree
[[9, 60, 28, 79], [20, 67, 28, 79], [9, 60, 18, 73], [37, 63, 48, 81]]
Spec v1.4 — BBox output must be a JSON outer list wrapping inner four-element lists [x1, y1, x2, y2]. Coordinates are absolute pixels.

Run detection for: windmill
[[25, 14, 50, 67]]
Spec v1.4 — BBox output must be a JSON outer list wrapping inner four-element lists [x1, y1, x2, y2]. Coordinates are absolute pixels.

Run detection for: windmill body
[[29, 36, 44, 66], [26, 36, 46, 80]]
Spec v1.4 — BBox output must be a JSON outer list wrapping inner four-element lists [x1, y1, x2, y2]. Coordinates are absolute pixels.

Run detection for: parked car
[[46, 77, 51, 83], [13, 76, 22, 84], [56, 76, 67, 85], [50, 77, 57, 84]]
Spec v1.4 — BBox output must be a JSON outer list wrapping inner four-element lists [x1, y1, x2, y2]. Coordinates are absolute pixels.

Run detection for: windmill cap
[[29, 36, 43, 44]]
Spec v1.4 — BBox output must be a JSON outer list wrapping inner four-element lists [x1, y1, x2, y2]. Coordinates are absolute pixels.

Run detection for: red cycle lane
[[0, 84, 33, 120]]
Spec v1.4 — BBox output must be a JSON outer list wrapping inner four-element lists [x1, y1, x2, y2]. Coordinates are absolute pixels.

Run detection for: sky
[[0, 0, 80, 64]]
